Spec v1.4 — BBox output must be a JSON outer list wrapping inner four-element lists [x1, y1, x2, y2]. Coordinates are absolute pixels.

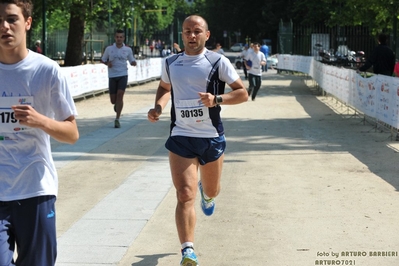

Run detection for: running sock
[[182, 242, 194, 250], [204, 193, 212, 200]]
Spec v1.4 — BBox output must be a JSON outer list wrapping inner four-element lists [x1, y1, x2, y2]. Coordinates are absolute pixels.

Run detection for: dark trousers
[[243, 60, 248, 78], [0, 196, 57, 266], [248, 73, 262, 100], [262, 62, 268, 72]]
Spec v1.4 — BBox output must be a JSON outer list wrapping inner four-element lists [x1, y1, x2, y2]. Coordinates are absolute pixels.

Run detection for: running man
[[147, 15, 247, 266], [245, 42, 266, 101], [101, 29, 137, 128]]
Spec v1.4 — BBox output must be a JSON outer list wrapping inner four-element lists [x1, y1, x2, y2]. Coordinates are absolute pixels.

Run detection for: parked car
[[234, 56, 243, 69], [267, 56, 278, 68], [230, 43, 245, 52]]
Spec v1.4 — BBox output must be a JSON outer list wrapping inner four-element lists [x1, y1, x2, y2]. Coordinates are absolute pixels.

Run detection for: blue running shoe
[[198, 181, 215, 216], [180, 247, 199, 266]]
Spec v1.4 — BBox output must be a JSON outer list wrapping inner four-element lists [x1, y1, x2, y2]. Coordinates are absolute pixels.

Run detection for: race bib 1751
[[0, 96, 34, 133]]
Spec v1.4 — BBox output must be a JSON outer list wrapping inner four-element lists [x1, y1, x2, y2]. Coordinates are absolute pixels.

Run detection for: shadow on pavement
[[131, 253, 177, 266], [224, 73, 399, 192]]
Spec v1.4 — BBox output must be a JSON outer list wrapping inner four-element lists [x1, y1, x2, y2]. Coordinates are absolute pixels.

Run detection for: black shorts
[[165, 135, 226, 165], [108, 75, 128, 94]]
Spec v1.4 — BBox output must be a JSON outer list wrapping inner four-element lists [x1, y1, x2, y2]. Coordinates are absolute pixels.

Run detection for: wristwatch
[[214, 95, 223, 105]]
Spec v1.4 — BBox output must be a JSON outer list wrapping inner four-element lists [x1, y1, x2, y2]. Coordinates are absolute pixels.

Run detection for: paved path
[[54, 69, 399, 266]]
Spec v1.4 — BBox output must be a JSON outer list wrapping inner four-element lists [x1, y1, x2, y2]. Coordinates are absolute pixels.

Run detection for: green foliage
[[32, 0, 399, 40], [291, 0, 333, 25], [291, 0, 399, 34], [31, 0, 179, 34], [29, 0, 399, 64], [138, 0, 176, 31]]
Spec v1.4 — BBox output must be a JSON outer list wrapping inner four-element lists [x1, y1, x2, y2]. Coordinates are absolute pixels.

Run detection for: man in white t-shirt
[[147, 15, 247, 266], [0, 1, 79, 265], [101, 30, 137, 128], [245, 42, 266, 101]]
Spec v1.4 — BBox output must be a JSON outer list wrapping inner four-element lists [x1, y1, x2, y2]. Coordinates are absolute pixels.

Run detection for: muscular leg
[[199, 154, 224, 198], [109, 78, 118, 117], [115, 89, 125, 119], [109, 93, 116, 105], [109, 78, 117, 105], [109, 77, 127, 120], [169, 152, 199, 244]]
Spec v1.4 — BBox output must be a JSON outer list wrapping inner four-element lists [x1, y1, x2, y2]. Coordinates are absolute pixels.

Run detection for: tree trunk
[[64, 3, 86, 66]]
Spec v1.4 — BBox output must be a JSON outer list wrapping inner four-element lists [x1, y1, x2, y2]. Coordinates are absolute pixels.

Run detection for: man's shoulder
[[104, 45, 114, 51], [29, 51, 59, 67], [205, 50, 232, 68], [261, 52, 266, 59], [376, 44, 392, 50], [375, 45, 395, 56], [204, 50, 223, 60], [247, 51, 256, 58], [16, 51, 62, 76], [124, 46, 134, 54], [123, 45, 133, 50], [165, 53, 183, 66]]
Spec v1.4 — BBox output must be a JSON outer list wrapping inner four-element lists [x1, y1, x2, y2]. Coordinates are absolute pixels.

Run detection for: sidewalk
[[54, 70, 399, 266]]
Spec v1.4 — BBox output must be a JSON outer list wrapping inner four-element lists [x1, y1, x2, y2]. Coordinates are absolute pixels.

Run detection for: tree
[[291, 0, 399, 34], [137, 0, 178, 42], [30, 0, 399, 65], [64, 1, 86, 66], [30, 0, 179, 66]]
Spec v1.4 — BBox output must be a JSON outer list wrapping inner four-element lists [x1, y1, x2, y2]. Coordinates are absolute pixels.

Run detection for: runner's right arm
[[148, 79, 171, 122]]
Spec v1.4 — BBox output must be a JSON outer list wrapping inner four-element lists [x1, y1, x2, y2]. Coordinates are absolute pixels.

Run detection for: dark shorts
[[0, 195, 57, 266], [165, 135, 226, 165], [108, 75, 128, 94]]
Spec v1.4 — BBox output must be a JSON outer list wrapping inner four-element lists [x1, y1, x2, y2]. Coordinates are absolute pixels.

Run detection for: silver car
[[230, 43, 245, 52]]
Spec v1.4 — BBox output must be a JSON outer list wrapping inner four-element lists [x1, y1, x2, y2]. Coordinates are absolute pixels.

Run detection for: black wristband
[[215, 95, 223, 105]]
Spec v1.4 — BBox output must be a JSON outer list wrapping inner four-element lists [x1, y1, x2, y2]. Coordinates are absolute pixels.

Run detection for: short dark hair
[[0, 0, 33, 19], [378, 33, 388, 45], [115, 29, 124, 35]]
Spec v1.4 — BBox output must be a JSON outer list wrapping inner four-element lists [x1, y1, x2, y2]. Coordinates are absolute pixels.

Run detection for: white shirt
[[101, 43, 136, 78], [162, 49, 239, 138], [0, 51, 77, 201], [245, 50, 266, 76]]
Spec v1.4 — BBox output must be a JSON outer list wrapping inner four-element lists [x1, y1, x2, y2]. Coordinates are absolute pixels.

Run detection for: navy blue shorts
[[0, 195, 57, 266], [108, 75, 128, 94], [165, 135, 226, 165]]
